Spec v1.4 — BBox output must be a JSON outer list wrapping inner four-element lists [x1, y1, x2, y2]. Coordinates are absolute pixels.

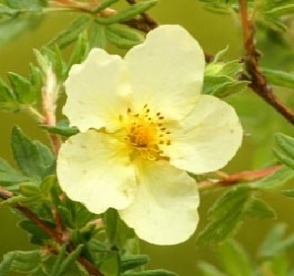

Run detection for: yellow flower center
[[129, 120, 157, 147], [120, 104, 171, 160]]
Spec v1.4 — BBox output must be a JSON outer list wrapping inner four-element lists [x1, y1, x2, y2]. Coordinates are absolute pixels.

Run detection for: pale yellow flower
[[57, 25, 243, 245]]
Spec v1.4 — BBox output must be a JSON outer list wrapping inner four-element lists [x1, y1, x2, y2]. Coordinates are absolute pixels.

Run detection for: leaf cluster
[[198, 224, 294, 276]]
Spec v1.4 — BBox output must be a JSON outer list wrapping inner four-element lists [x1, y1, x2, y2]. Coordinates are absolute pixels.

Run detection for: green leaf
[[96, 0, 158, 24], [18, 219, 50, 245], [50, 244, 83, 276], [91, 0, 119, 13], [11, 126, 55, 181], [121, 254, 150, 272], [0, 3, 17, 16], [0, 250, 41, 274], [217, 240, 253, 276], [47, 15, 90, 49], [8, 72, 34, 104], [100, 251, 120, 276], [261, 68, 294, 89], [0, 157, 30, 185], [89, 22, 107, 48], [104, 209, 138, 253], [198, 261, 226, 276], [204, 59, 247, 97], [106, 24, 145, 49], [245, 198, 276, 219], [270, 253, 289, 276], [0, 77, 20, 110], [282, 189, 294, 197], [259, 224, 294, 258], [264, 4, 294, 16], [67, 32, 89, 70], [40, 124, 79, 137], [0, 16, 41, 48], [275, 133, 294, 159], [196, 186, 251, 245], [274, 149, 294, 170], [122, 270, 178, 276], [250, 165, 294, 190], [19, 175, 55, 200], [6, 0, 45, 10]]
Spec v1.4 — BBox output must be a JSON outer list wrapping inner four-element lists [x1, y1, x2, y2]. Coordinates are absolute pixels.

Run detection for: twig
[[0, 186, 103, 276], [198, 165, 281, 191], [239, 0, 294, 125], [50, 0, 158, 33], [125, 0, 158, 32]]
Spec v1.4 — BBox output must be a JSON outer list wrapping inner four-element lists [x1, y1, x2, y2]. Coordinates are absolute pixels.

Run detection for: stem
[[198, 165, 281, 191], [239, 0, 294, 125], [41, 68, 61, 155], [126, 0, 158, 33], [25, 106, 45, 122], [0, 186, 104, 276]]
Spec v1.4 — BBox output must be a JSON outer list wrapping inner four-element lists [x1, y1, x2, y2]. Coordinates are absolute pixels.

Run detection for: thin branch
[[198, 165, 281, 191], [50, 0, 158, 33], [239, 0, 294, 125], [0, 186, 104, 276], [125, 0, 158, 32]]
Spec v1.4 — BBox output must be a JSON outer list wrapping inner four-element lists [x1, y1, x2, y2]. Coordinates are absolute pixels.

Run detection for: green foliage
[[274, 133, 294, 170], [95, 0, 158, 25], [204, 48, 248, 97], [121, 254, 150, 272], [196, 185, 276, 245], [0, 158, 31, 185], [261, 68, 294, 89], [0, 0, 45, 47], [122, 270, 178, 276], [0, 250, 42, 275], [47, 16, 91, 49], [40, 121, 79, 137], [106, 24, 145, 49], [217, 239, 253, 276], [250, 165, 294, 190], [11, 126, 55, 181], [0, 65, 42, 111], [198, 224, 294, 275], [104, 208, 138, 253]]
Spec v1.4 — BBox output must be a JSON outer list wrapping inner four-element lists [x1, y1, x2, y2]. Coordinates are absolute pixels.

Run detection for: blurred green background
[[1, 0, 294, 275]]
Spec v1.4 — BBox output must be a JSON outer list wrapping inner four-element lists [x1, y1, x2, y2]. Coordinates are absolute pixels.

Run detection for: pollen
[[121, 104, 171, 160], [130, 123, 157, 147]]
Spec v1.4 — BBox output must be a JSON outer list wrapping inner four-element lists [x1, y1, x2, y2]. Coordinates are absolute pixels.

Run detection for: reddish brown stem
[[124, 0, 158, 32], [0, 186, 103, 276], [198, 165, 282, 191], [239, 0, 294, 125], [218, 165, 281, 186]]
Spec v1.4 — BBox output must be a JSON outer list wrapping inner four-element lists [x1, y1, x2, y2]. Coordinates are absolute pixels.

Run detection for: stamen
[[123, 106, 172, 160]]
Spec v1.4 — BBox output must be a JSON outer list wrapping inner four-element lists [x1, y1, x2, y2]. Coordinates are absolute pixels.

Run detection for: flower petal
[[162, 95, 243, 174], [125, 25, 205, 119], [119, 159, 199, 245], [64, 48, 132, 132], [57, 130, 137, 214]]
